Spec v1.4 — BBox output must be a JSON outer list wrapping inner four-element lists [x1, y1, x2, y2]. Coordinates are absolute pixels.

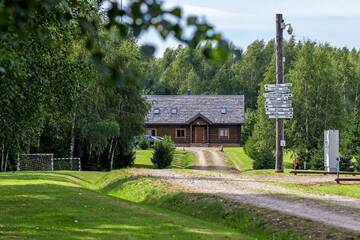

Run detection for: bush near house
[[151, 136, 176, 169], [139, 135, 149, 150]]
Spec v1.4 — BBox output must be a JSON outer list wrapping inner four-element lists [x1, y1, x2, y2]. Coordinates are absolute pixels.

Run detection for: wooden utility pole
[[275, 14, 284, 173]]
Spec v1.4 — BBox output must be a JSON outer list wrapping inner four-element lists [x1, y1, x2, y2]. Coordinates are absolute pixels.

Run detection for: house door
[[194, 127, 205, 143]]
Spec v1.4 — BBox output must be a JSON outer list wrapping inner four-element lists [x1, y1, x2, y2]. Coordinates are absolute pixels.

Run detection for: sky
[[134, 0, 360, 57]]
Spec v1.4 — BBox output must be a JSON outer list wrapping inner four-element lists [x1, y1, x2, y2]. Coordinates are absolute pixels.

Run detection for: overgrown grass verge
[[107, 175, 359, 240]]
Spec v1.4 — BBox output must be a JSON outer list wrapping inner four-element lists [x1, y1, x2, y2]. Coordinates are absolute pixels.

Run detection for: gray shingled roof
[[144, 95, 245, 124]]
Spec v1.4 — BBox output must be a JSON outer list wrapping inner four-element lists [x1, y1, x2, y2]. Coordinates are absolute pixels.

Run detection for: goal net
[[53, 158, 81, 171], [18, 154, 54, 171], [18, 154, 81, 171]]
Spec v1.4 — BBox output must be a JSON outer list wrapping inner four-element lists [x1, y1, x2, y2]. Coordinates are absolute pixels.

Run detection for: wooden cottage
[[143, 95, 245, 147]]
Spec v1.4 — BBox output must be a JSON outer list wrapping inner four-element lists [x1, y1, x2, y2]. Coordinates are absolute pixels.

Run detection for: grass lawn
[[134, 149, 153, 168], [280, 182, 360, 200], [223, 147, 253, 171], [2, 170, 355, 239], [223, 147, 294, 175], [135, 149, 194, 169], [0, 171, 251, 240]]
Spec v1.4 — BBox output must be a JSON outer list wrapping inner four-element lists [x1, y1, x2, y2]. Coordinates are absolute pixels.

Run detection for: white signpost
[[264, 83, 293, 119], [265, 83, 293, 164]]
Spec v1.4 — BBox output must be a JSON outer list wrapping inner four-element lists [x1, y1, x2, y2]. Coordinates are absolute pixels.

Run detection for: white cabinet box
[[324, 130, 339, 172]]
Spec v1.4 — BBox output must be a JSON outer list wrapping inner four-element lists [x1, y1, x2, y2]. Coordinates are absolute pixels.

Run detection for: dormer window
[[153, 108, 160, 114], [171, 108, 177, 114], [221, 107, 227, 114]]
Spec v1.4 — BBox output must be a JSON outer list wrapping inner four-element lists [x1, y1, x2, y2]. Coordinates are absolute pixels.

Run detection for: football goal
[[18, 154, 81, 171], [18, 153, 54, 171], [53, 158, 81, 171]]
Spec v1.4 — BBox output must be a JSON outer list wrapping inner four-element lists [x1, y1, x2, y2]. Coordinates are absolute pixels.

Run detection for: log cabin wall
[[145, 124, 241, 146], [145, 125, 190, 144], [209, 125, 241, 145]]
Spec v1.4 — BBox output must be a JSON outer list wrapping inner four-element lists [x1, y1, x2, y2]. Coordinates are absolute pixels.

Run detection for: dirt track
[[137, 148, 360, 233]]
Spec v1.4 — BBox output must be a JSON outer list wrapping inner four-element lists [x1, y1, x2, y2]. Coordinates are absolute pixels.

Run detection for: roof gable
[[144, 95, 245, 125], [186, 113, 213, 125]]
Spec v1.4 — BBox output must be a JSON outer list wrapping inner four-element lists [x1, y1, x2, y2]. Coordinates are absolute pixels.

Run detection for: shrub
[[308, 148, 324, 170], [340, 156, 354, 171], [139, 135, 149, 150], [113, 143, 135, 168], [354, 156, 360, 171], [245, 137, 274, 169], [151, 136, 175, 169]]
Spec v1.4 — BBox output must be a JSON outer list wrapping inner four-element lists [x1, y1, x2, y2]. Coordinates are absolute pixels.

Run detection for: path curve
[[137, 168, 360, 233]]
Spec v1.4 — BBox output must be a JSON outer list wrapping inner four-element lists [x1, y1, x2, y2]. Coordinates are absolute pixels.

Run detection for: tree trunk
[[69, 112, 76, 159], [4, 151, 8, 172], [88, 144, 92, 170], [1, 142, 4, 172], [17, 152, 20, 171], [110, 140, 117, 171], [108, 138, 114, 171]]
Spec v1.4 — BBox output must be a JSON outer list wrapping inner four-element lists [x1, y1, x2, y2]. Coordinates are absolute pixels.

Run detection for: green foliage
[[151, 136, 176, 169], [287, 42, 344, 169], [232, 40, 274, 108], [340, 156, 354, 172], [245, 56, 276, 169], [241, 109, 257, 145], [0, 0, 230, 172], [139, 135, 149, 150], [114, 145, 135, 169]]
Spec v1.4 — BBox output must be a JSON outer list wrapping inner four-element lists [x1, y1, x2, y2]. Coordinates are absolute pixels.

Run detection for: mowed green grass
[[223, 147, 253, 171], [0, 171, 249, 240], [280, 182, 360, 200], [135, 149, 194, 169], [223, 147, 294, 174]]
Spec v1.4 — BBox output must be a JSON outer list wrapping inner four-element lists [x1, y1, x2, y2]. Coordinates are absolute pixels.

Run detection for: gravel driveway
[[181, 147, 229, 170], [136, 147, 360, 233]]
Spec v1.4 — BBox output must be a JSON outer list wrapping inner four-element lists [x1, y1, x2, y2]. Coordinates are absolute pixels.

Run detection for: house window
[[147, 128, 157, 136], [176, 128, 186, 138], [219, 128, 229, 138], [171, 108, 178, 114], [153, 108, 160, 114]]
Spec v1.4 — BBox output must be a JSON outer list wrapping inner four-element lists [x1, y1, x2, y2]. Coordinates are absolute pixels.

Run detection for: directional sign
[[265, 104, 292, 108], [268, 115, 293, 119], [264, 93, 293, 98], [265, 83, 292, 88], [276, 83, 292, 87], [266, 97, 291, 102], [266, 108, 293, 112], [265, 87, 290, 92], [264, 82, 293, 120], [265, 99, 292, 104], [266, 111, 293, 115]]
